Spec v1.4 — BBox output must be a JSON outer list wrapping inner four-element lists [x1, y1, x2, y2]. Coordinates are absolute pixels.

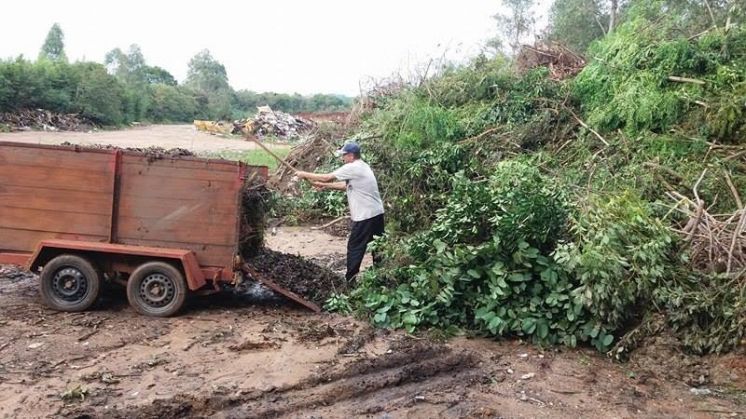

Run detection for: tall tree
[[491, 0, 537, 54], [105, 44, 153, 120], [548, 0, 607, 52], [105, 44, 147, 86], [143, 66, 177, 86], [106, 45, 177, 87], [71, 62, 125, 125], [38, 23, 67, 62], [609, 0, 619, 33], [646, 0, 740, 33], [184, 49, 230, 92], [185, 50, 232, 119]]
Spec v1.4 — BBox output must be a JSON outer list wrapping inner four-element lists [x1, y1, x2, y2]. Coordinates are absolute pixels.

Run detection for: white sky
[[1, 0, 551, 96]]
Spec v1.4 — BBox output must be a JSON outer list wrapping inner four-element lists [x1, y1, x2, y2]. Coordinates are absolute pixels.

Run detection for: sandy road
[[0, 124, 283, 153]]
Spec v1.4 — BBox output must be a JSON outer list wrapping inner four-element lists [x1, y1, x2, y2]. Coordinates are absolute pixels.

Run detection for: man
[[296, 142, 384, 282]]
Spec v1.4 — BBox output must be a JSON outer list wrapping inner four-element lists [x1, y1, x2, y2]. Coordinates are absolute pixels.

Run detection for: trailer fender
[[28, 240, 207, 291]]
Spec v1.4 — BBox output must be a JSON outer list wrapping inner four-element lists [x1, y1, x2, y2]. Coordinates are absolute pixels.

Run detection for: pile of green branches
[[298, 6, 746, 355]]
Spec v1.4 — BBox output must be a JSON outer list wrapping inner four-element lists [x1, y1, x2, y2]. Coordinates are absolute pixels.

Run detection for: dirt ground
[[0, 126, 744, 418], [0, 225, 744, 418], [0, 124, 280, 153]]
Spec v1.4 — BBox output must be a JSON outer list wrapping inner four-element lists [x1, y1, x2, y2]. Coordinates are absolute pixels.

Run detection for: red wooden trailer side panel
[[0, 143, 114, 253], [115, 152, 245, 268], [0, 141, 266, 273]]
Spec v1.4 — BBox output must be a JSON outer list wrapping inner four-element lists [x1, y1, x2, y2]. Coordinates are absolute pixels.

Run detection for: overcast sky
[[1, 0, 551, 96]]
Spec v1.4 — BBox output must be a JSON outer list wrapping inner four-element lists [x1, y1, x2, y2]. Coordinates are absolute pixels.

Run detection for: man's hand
[[310, 181, 325, 191]]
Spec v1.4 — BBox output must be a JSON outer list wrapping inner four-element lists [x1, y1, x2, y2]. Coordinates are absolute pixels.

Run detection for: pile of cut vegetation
[[285, 3, 746, 356]]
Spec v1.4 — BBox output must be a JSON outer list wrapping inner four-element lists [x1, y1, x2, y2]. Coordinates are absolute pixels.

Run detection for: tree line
[[0, 24, 352, 125], [492, 0, 740, 55]]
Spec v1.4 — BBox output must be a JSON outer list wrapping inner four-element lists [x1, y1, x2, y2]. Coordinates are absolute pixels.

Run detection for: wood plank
[[117, 216, 236, 247], [0, 227, 107, 253], [116, 238, 235, 267], [120, 162, 237, 183], [0, 164, 113, 193], [119, 174, 237, 200], [0, 146, 113, 171], [122, 154, 240, 172], [0, 185, 111, 215], [120, 162, 241, 183], [0, 206, 110, 236], [118, 198, 239, 220], [121, 163, 240, 183]]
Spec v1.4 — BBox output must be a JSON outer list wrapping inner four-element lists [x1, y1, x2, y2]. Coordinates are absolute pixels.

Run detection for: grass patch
[[212, 146, 291, 170]]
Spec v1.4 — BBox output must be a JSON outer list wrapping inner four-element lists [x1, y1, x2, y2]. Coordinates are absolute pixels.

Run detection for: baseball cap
[[335, 141, 361, 156]]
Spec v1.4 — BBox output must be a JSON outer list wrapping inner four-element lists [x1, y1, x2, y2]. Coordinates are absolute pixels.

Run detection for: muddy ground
[[0, 126, 744, 418], [0, 226, 744, 419]]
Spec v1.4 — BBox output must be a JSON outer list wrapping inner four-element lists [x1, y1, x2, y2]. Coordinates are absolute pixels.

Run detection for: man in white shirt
[[296, 142, 385, 281]]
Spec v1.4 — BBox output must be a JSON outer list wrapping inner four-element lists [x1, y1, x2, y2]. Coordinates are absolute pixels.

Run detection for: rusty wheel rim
[[139, 273, 176, 308], [51, 267, 88, 303]]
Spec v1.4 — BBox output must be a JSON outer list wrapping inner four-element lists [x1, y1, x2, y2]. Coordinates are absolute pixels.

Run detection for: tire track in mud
[[92, 340, 483, 418]]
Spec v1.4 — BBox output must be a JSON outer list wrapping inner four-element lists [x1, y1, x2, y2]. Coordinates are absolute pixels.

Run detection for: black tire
[[127, 261, 187, 317], [39, 254, 101, 312]]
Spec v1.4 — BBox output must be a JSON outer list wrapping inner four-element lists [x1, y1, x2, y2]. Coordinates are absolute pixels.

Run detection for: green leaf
[[602, 334, 614, 347], [590, 324, 600, 338], [402, 312, 418, 325], [509, 272, 529, 282], [537, 321, 549, 339], [488, 316, 502, 333], [521, 318, 536, 334]]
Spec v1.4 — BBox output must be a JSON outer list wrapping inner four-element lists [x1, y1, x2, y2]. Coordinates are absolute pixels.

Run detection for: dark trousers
[[346, 213, 385, 281]]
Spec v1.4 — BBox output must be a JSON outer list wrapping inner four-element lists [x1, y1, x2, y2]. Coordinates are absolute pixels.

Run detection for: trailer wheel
[[40, 254, 101, 312], [127, 261, 187, 317]]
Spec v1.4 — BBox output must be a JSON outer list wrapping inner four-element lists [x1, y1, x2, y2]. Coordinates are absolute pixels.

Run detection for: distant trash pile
[[193, 105, 315, 141], [0, 109, 95, 132], [238, 106, 316, 140]]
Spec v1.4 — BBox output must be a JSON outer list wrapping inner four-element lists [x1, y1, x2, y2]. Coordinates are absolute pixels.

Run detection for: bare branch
[[568, 109, 609, 146], [703, 0, 718, 29], [668, 76, 706, 85], [724, 169, 744, 210]]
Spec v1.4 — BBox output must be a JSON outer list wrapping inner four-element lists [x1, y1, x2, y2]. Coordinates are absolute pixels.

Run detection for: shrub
[[554, 191, 675, 332]]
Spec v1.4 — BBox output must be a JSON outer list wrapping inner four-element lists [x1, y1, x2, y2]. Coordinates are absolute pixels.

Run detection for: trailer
[[0, 141, 320, 316]]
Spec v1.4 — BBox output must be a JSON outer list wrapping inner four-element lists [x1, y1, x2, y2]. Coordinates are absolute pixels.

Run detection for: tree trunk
[[608, 0, 618, 34]]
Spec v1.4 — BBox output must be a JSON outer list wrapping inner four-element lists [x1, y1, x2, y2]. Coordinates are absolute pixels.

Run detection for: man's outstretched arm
[[296, 170, 336, 183], [311, 181, 347, 191]]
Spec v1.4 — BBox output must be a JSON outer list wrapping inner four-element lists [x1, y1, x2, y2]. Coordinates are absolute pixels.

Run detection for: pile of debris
[[516, 42, 586, 80], [0, 109, 96, 132], [246, 247, 346, 306], [667, 171, 746, 275], [239, 175, 272, 258], [271, 134, 337, 193], [295, 112, 350, 124], [59, 142, 194, 161], [234, 106, 315, 140]]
